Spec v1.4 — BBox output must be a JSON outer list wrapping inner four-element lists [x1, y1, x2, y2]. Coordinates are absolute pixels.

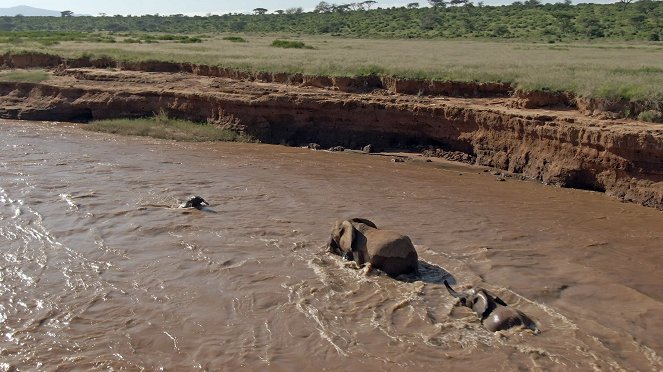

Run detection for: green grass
[[0, 70, 49, 83], [83, 111, 255, 142]]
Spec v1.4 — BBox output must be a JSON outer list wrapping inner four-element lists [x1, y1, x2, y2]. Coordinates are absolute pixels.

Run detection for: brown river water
[[0, 119, 662, 371]]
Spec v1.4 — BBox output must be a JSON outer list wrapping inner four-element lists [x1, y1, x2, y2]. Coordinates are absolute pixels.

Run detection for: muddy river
[[0, 119, 661, 371]]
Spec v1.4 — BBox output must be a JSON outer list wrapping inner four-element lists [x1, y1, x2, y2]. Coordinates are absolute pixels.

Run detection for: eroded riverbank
[[0, 64, 661, 209], [0, 119, 661, 370]]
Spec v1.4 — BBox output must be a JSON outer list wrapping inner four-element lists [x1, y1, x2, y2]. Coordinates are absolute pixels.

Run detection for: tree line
[[0, 0, 661, 41]]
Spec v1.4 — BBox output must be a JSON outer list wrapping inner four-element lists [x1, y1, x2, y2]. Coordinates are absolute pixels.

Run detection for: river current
[[0, 119, 661, 371]]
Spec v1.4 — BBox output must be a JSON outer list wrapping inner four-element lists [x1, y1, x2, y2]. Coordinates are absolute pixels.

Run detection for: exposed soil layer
[[0, 63, 662, 209]]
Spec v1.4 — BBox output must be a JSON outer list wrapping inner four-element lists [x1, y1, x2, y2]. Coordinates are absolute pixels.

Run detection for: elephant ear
[[349, 217, 377, 229], [493, 295, 508, 307], [471, 291, 490, 317], [483, 288, 508, 306], [339, 220, 356, 252]]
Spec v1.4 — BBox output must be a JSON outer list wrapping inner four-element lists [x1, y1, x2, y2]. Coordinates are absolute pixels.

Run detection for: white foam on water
[[58, 193, 79, 210]]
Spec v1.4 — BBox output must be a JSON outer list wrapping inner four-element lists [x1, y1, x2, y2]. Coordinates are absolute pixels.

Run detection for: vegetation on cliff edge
[[0, 69, 49, 83], [4, 35, 658, 104], [84, 110, 255, 142]]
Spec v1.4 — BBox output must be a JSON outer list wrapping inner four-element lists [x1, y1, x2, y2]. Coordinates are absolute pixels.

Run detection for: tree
[[492, 24, 509, 36], [229, 19, 247, 31], [450, 0, 469, 6], [253, 8, 268, 15], [629, 14, 646, 30], [0, 17, 14, 31], [635, 0, 658, 14], [61, 10, 74, 17], [429, 0, 447, 8], [420, 12, 441, 29], [105, 22, 129, 32], [361, 0, 378, 9], [523, 0, 542, 6], [285, 7, 303, 14], [274, 10, 285, 14], [577, 13, 604, 38], [554, 12, 574, 33], [407, 2, 420, 8], [314, 1, 334, 13]]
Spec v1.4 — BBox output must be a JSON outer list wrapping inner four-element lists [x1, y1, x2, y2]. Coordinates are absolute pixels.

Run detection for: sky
[[0, 0, 619, 15]]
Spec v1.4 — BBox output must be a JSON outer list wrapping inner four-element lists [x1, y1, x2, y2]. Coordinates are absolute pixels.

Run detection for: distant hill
[[0, 5, 61, 17]]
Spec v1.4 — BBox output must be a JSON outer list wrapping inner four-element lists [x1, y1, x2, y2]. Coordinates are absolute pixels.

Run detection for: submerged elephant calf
[[444, 280, 538, 333], [182, 196, 209, 209], [327, 218, 419, 277]]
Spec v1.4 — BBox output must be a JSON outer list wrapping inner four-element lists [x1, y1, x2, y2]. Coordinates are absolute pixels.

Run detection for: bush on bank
[[83, 110, 255, 142]]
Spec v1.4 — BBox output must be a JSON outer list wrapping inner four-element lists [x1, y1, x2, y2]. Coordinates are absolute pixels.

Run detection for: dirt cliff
[[0, 66, 661, 209]]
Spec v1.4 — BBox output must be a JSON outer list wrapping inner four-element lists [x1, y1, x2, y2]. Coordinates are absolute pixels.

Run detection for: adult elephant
[[327, 218, 419, 278]]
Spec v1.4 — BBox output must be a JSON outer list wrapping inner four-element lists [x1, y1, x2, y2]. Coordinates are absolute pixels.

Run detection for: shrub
[[637, 110, 663, 123], [84, 110, 255, 142], [223, 36, 248, 43], [179, 36, 202, 43], [271, 39, 314, 49]]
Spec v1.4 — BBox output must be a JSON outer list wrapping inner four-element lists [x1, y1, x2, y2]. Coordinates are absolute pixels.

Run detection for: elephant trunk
[[327, 236, 337, 252], [444, 280, 461, 298]]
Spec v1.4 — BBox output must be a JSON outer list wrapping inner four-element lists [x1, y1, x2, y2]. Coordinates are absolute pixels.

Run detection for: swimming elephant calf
[[182, 196, 209, 209], [327, 218, 419, 278], [444, 280, 538, 333]]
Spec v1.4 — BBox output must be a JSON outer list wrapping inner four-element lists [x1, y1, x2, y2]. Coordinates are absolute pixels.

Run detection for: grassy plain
[[2, 34, 663, 102]]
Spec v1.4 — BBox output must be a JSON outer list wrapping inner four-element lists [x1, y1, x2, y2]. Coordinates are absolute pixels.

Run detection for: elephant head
[[327, 218, 418, 278], [183, 195, 209, 209], [444, 280, 507, 318], [327, 218, 377, 261], [444, 280, 536, 332]]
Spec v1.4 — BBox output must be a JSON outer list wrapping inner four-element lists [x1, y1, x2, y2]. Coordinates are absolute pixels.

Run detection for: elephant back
[[364, 230, 416, 258], [482, 306, 527, 332], [363, 230, 418, 277]]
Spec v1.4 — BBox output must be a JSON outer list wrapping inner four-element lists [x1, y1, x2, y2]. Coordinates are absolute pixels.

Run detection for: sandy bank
[[0, 60, 661, 209]]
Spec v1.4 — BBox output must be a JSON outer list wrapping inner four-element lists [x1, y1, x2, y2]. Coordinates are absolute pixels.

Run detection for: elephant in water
[[181, 196, 209, 210], [444, 280, 538, 333], [327, 218, 419, 277]]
